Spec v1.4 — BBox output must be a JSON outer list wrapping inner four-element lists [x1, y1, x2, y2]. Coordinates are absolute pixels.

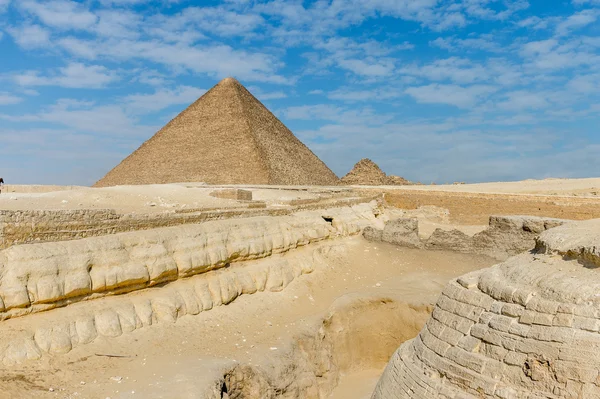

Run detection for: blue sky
[[0, 0, 599, 185]]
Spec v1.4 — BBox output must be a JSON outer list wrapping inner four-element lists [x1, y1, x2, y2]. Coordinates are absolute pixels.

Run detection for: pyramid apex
[[218, 77, 241, 86]]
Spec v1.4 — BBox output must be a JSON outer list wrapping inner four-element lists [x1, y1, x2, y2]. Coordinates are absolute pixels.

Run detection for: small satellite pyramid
[[94, 78, 339, 187], [341, 158, 411, 186]]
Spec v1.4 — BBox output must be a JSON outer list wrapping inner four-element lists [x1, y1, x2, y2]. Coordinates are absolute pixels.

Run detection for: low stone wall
[[0, 196, 376, 249], [364, 215, 567, 260], [0, 202, 382, 320]]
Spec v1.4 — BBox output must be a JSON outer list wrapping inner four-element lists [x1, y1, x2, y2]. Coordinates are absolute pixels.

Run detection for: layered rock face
[[0, 203, 380, 320], [373, 219, 600, 399], [364, 215, 567, 261], [0, 202, 384, 365]]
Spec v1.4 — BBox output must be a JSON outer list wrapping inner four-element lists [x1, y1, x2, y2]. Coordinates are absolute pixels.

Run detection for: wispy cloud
[[13, 63, 118, 89], [7, 24, 51, 49], [19, 0, 98, 30], [0, 92, 23, 105], [405, 84, 497, 108]]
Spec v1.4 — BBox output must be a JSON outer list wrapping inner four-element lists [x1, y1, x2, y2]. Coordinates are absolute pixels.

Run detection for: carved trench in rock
[[211, 298, 432, 399]]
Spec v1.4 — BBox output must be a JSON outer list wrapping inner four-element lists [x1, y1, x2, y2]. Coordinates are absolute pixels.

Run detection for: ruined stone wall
[[364, 215, 567, 261], [0, 196, 376, 249]]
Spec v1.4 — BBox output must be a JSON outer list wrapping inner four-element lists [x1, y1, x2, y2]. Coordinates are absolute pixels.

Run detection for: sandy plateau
[[0, 178, 599, 399]]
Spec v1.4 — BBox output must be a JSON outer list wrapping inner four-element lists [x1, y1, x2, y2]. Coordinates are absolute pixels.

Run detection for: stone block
[[381, 218, 422, 248], [209, 189, 253, 201], [362, 226, 383, 241]]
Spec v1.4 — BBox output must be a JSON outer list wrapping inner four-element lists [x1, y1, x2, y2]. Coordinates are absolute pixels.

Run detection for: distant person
[[0, 177, 4, 194]]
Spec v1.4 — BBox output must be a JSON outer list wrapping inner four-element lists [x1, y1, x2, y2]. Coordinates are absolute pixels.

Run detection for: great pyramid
[[341, 158, 411, 186], [94, 78, 339, 187]]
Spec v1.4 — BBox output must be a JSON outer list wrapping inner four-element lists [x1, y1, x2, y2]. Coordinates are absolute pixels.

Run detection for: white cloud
[[0, 93, 23, 105], [401, 57, 490, 84], [133, 69, 171, 86], [167, 7, 265, 37], [556, 9, 599, 36], [405, 84, 497, 108], [19, 0, 98, 30], [516, 16, 554, 30], [521, 38, 559, 56], [0, 0, 10, 12], [7, 24, 51, 49], [336, 58, 395, 77], [13, 63, 118, 89], [1, 99, 153, 136], [496, 91, 551, 110], [567, 73, 600, 93], [98, 0, 181, 5], [327, 87, 403, 102], [94, 10, 142, 38], [122, 86, 206, 113], [572, 0, 600, 6], [246, 86, 287, 101], [283, 104, 394, 125], [54, 37, 288, 84], [519, 36, 600, 71]]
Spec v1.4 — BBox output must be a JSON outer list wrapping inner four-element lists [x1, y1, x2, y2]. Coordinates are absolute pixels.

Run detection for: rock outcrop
[[373, 219, 600, 398], [0, 203, 381, 320], [364, 218, 422, 249], [364, 215, 567, 260], [0, 202, 388, 365], [341, 159, 411, 186], [2, 242, 333, 364]]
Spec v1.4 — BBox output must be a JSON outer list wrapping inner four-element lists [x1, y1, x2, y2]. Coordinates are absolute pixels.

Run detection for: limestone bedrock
[[373, 218, 600, 399], [0, 202, 382, 320], [364, 215, 567, 261]]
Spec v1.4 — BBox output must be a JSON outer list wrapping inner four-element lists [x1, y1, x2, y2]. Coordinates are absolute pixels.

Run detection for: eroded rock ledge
[[0, 202, 382, 320], [364, 215, 567, 260], [373, 219, 600, 399], [2, 242, 333, 365]]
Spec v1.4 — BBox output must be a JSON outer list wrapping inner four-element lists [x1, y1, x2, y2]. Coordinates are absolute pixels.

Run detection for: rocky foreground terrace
[[1, 180, 600, 398]]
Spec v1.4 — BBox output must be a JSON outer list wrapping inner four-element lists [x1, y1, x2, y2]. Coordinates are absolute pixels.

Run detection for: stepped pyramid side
[[94, 78, 339, 187], [341, 158, 388, 185], [232, 79, 339, 186]]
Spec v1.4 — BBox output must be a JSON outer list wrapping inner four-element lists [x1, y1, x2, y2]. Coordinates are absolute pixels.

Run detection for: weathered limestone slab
[[0, 195, 376, 249], [364, 215, 568, 260], [209, 189, 253, 201], [0, 202, 382, 320], [0, 240, 333, 365], [372, 219, 600, 399]]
